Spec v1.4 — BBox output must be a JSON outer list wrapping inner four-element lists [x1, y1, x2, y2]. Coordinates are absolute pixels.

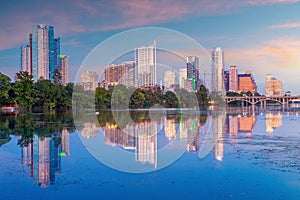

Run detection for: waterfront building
[[229, 66, 238, 92], [59, 55, 68, 85], [21, 24, 65, 82], [135, 41, 156, 87], [80, 71, 99, 91], [266, 75, 282, 97], [104, 61, 135, 87], [164, 70, 176, 88], [223, 70, 229, 92], [212, 47, 224, 94], [238, 70, 257, 94], [179, 68, 187, 89], [21, 45, 31, 74], [186, 56, 200, 90]]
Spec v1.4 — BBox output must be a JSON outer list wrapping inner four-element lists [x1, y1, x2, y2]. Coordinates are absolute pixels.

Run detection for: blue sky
[[0, 0, 300, 94]]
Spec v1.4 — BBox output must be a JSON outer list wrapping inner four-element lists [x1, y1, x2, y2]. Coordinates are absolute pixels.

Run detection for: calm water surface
[[0, 108, 300, 199]]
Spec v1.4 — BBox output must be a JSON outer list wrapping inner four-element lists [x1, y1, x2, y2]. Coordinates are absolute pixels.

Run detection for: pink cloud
[[0, 0, 299, 50]]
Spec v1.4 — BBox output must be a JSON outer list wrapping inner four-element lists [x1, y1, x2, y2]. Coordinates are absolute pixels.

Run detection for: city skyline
[[0, 1, 300, 94]]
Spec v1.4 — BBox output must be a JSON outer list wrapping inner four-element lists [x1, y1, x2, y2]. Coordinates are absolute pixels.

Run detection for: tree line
[[0, 71, 73, 109], [0, 71, 210, 110]]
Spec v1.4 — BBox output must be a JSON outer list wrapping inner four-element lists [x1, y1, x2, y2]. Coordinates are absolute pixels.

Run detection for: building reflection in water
[[90, 109, 288, 166], [239, 115, 256, 137], [211, 111, 226, 161], [266, 112, 282, 133], [103, 120, 158, 167], [186, 119, 199, 152], [164, 118, 176, 141], [226, 113, 257, 141], [81, 122, 99, 139], [21, 128, 70, 188]]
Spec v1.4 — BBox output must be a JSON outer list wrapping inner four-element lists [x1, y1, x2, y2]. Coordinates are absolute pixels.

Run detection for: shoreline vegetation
[[0, 71, 211, 111]]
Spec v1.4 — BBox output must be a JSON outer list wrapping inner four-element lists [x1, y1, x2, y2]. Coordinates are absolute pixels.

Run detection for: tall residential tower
[[135, 41, 156, 87], [212, 47, 224, 94], [21, 24, 65, 82]]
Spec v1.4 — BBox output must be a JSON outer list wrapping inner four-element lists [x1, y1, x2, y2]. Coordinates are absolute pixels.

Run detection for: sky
[[0, 0, 300, 94]]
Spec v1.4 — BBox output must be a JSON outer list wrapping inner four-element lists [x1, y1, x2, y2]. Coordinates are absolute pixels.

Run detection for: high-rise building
[[164, 70, 176, 88], [179, 68, 187, 89], [135, 41, 156, 87], [80, 71, 99, 90], [59, 55, 68, 85], [223, 70, 229, 92], [186, 56, 200, 90], [212, 47, 224, 94], [32, 24, 50, 81], [266, 75, 282, 97], [104, 62, 135, 87], [21, 24, 63, 82], [238, 70, 257, 93], [21, 45, 31, 74], [229, 65, 238, 92]]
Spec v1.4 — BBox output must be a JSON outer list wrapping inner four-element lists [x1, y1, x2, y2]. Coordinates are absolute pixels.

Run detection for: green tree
[[95, 87, 111, 109], [34, 79, 57, 109], [130, 89, 145, 109], [14, 71, 35, 109], [0, 73, 11, 106], [164, 91, 179, 108], [175, 88, 198, 108], [72, 84, 94, 109], [196, 85, 209, 106], [110, 85, 130, 109]]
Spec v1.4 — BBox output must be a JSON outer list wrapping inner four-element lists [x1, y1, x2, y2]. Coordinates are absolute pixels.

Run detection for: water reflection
[[1, 108, 300, 186], [266, 112, 282, 133], [0, 112, 75, 188]]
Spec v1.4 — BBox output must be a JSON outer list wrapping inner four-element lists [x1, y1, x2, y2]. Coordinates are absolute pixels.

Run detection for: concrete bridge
[[224, 95, 300, 106]]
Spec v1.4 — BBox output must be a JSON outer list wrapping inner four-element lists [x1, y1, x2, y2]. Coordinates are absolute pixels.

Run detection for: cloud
[[1, 0, 299, 50], [226, 38, 300, 69], [247, 0, 299, 5], [225, 38, 300, 93], [269, 22, 300, 29]]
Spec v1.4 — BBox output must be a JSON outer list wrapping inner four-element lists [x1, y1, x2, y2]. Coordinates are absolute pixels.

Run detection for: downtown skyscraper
[[21, 24, 66, 83], [134, 41, 156, 87], [186, 56, 200, 90], [211, 47, 224, 94]]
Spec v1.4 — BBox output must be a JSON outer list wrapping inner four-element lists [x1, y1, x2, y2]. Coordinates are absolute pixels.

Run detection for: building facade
[[186, 56, 200, 90], [223, 70, 229, 92], [238, 70, 257, 93], [229, 65, 238, 92], [212, 47, 224, 94], [59, 55, 68, 85], [164, 70, 176, 88], [80, 71, 99, 90], [266, 75, 282, 97], [104, 62, 135, 87], [179, 68, 187, 89], [21, 45, 31, 74], [135, 41, 156, 87], [21, 24, 64, 82]]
